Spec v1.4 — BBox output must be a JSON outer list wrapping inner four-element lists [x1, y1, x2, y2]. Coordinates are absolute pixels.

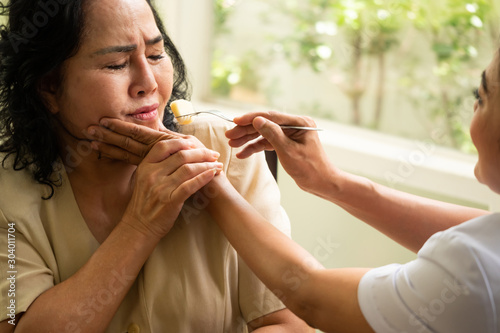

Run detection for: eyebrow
[[92, 35, 164, 56], [481, 70, 489, 94]]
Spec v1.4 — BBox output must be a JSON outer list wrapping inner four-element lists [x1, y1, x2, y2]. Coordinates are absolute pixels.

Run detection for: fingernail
[[100, 119, 109, 127], [254, 117, 267, 130], [213, 152, 221, 159], [88, 128, 96, 136], [90, 141, 99, 150]]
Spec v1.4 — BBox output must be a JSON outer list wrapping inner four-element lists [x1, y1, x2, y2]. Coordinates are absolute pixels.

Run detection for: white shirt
[[358, 213, 500, 333]]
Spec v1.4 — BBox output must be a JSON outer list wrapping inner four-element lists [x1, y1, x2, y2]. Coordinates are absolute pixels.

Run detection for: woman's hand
[[123, 137, 223, 239], [87, 118, 200, 165], [87, 118, 223, 239], [226, 111, 339, 197]]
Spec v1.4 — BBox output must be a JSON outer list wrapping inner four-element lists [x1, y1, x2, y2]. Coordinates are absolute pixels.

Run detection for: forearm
[[15, 222, 158, 333], [206, 176, 374, 332], [248, 309, 315, 332], [206, 176, 324, 317], [251, 324, 310, 332], [322, 168, 489, 252]]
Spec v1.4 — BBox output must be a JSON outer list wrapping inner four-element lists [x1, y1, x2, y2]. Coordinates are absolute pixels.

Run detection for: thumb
[[253, 117, 288, 149]]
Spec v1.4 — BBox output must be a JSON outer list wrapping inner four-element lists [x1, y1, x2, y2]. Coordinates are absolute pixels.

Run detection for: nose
[[130, 57, 158, 97]]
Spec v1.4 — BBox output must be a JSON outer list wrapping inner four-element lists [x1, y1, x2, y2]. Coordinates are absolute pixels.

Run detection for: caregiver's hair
[[0, 0, 191, 198]]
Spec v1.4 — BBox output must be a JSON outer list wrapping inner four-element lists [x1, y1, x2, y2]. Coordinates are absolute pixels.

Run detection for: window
[[159, 0, 500, 269], [209, 0, 499, 153], [159, 0, 499, 209]]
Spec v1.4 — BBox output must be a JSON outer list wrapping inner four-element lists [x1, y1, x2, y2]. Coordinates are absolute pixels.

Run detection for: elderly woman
[[0, 0, 312, 332], [96, 38, 500, 333]]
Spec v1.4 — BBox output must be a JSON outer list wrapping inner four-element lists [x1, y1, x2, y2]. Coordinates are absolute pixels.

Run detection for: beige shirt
[[0, 117, 289, 332]]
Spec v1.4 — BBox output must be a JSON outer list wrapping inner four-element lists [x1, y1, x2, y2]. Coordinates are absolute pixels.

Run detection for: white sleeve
[[357, 230, 498, 333]]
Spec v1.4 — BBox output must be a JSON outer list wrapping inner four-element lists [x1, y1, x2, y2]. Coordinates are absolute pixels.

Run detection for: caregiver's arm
[[206, 175, 373, 333], [226, 112, 489, 253]]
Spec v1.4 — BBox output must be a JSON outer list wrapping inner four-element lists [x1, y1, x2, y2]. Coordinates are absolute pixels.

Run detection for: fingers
[[169, 169, 219, 204], [134, 143, 223, 201], [232, 110, 314, 128], [226, 129, 261, 148], [91, 141, 143, 165], [226, 117, 293, 159], [145, 139, 218, 165], [147, 149, 223, 207], [235, 137, 274, 159], [87, 125, 154, 158], [87, 118, 197, 164], [226, 112, 317, 149], [99, 118, 181, 144], [231, 117, 290, 159], [169, 160, 223, 187], [252, 117, 291, 153]]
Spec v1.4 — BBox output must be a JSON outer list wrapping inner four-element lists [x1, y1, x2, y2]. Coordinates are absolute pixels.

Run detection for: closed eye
[[473, 88, 483, 105], [106, 62, 127, 70], [148, 54, 165, 61]]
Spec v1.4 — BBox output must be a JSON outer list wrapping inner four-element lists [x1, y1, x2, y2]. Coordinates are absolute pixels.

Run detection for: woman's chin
[[474, 164, 500, 194]]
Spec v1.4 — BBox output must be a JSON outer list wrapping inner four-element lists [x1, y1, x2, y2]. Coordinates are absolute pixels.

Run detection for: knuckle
[[174, 150, 188, 163], [185, 135, 202, 146], [92, 128, 105, 141], [267, 110, 278, 117], [106, 122, 117, 132], [129, 124, 141, 138], [182, 163, 196, 174], [153, 139, 170, 151], [302, 116, 316, 127], [204, 149, 215, 159], [123, 151, 131, 164], [121, 136, 132, 149]]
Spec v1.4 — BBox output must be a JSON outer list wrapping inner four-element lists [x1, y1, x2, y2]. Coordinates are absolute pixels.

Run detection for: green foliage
[[214, 0, 239, 34], [211, 0, 499, 152], [211, 50, 267, 97]]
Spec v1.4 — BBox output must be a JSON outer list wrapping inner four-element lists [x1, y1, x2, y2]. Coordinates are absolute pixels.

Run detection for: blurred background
[[156, 0, 500, 298]]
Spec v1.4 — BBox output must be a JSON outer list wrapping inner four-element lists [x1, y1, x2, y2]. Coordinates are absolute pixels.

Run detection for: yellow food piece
[[171, 99, 194, 125]]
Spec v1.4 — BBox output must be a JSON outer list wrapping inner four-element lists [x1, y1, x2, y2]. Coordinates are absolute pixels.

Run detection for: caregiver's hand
[[226, 111, 340, 197]]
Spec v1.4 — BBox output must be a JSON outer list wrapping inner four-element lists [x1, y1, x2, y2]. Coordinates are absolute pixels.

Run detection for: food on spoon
[[171, 99, 194, 125]]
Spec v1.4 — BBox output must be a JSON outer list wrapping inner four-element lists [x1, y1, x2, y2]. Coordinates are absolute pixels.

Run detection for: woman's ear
[[38, 73, 60, 115]]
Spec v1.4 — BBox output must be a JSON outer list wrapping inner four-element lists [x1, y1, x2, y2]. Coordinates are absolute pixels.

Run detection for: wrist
[[317, 168, 374, 208], [117, 215, 164, 245], [299, 162, 343, 200], [204, 173, 235, 213]]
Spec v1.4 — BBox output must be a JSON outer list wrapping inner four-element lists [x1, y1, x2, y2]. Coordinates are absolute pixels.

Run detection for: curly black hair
[[0, 0, 191, 198]]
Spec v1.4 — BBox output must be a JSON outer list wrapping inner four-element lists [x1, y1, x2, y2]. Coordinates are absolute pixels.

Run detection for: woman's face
[[47, 0, 173, 140], [470, 50, 500, 194]]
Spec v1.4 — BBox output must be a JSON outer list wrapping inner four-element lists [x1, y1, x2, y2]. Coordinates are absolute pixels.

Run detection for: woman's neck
[[61, 141, 137, 243], [56, 125, 136, 190], [54, 122, 138, 242]]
